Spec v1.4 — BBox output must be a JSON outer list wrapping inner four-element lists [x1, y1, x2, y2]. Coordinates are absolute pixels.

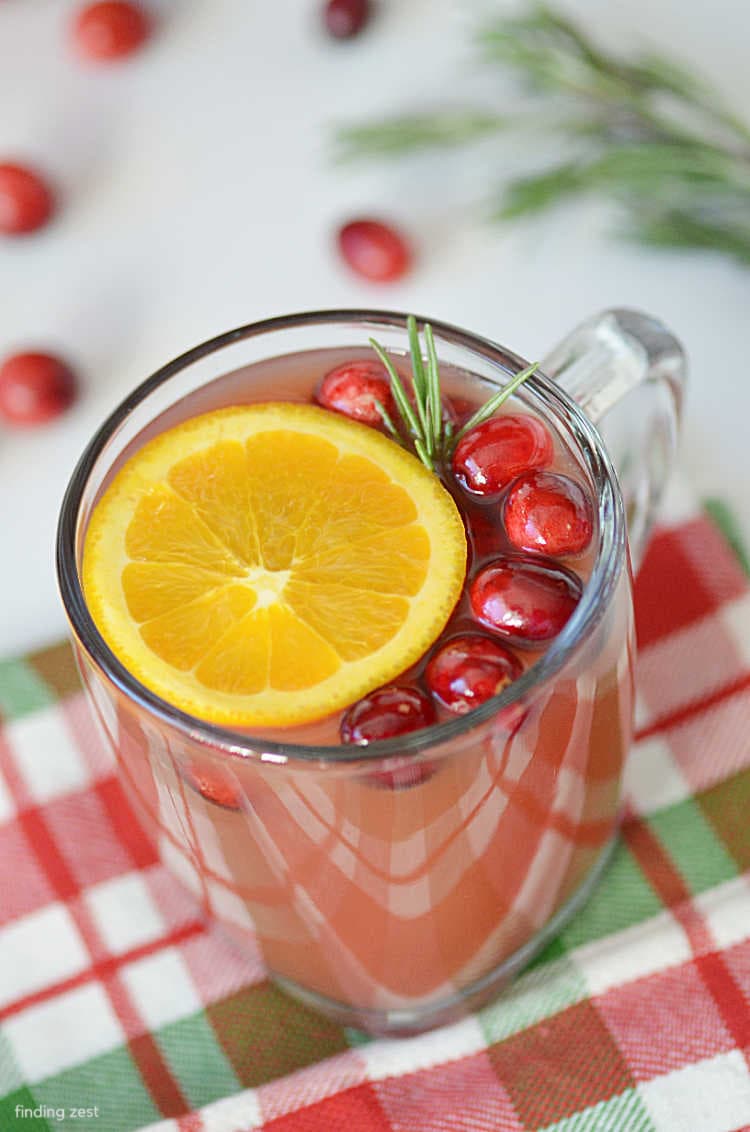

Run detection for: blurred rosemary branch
[[336, 5, 750, 265]]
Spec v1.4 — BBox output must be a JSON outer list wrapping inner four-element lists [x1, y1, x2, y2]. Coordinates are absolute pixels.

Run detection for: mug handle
[[542, 308, 687, 570]]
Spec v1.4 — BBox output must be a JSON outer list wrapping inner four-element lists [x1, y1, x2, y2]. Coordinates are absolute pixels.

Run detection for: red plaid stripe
[[0, 739, 194, 1119]]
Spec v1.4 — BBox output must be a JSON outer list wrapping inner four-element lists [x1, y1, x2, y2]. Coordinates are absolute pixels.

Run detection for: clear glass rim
[[56, 309, 627, 765]]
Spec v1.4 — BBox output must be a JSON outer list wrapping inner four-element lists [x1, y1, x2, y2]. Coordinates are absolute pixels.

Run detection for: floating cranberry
[[426, 634, 523, 715], [452, 414, 553, 499], [341, 685, 435, 743], [341, 685, 435, 789], [324, 0, 371, 38], [337, 219, 411, 282], [470, 557, 582, 644], [180, 762, 243, 811], [72, 2, 150, 61], [316, 359, 394, 426], [503, 470, 594, 557], [0, 353, 77, 425], [0, 163, 54, 235]]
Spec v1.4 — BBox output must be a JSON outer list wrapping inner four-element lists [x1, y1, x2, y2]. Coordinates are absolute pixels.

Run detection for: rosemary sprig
[[452, 360, 542, 444], [370, 316, 539, 473], [336, 3, 750, 267]]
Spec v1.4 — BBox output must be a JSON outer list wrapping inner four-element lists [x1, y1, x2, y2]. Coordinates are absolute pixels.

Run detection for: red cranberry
[[366, 756, 436, 791], [316, 359, 394, 426], [337, 219, 411, 283], [470, 557, 582, 644], [72, 2, 150, 61], [465, 508, 504, 565], [341, 685, 435, 789], [341, 685, 435, 743], [324, 0, 371, 38], [0, 164, 54, 235], [0, 353, 77, 425], [443, 395, 478, 425], [426, 634, 523, 715], [504, 470, 594, 557], [180, 762, 243, 811], [452, 414, 553, 499]]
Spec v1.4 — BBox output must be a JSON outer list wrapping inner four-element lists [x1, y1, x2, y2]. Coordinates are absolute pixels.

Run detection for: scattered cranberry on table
[[337, 218, 411, 283], [323, 0, 371, 38], [72, 1, 151, 62], [0, 163, 54, 236], [0, 352, 77, 426], [470, 557, 582, 644], [503, 470, 594, 557], [452, 414, 554, 499], [316, 359, 394, 426], [425, 634, 523, 715]]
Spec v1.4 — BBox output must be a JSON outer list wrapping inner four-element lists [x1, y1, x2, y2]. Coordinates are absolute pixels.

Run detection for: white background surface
[[2, 0, 748, 656]]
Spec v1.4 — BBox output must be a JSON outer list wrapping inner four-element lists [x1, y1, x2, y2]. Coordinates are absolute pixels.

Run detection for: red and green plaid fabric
[[2, 496, 750, 1132]]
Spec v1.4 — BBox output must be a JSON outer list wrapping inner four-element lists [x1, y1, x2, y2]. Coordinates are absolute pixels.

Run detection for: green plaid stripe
[[540, 1088, 655, 1131], [557, 843, 664, 951], [30, 1049, 159, 1132], [206, 984, 350, 1090], [0, 658, 55, 722], [704, 498, 750, 577], [155, 1011, 241, 1109], [480, 953, 588, 1044], [0, 1031, 24, 1098], [0, 1087, 50, 1132], [696, 770, 750, 873], [646, 800, 738, 897]]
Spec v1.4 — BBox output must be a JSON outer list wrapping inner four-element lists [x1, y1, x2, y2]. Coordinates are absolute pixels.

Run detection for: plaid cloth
[[2, 496, 750, 1132]]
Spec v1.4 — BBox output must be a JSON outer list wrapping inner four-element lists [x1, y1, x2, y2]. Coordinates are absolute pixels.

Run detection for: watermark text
[[15, 1103, 100, 1122]]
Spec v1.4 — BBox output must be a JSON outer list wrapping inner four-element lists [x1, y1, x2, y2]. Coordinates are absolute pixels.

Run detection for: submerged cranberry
[[337, 219, 411, 282], [470, 557, 582, 644], [452, 414, 553, 498], [341, 685, 436, 789], [72, 2, 151, 61], [0, 352, 77, 425], [443, 395, 477, 424], [0, 163, 54, 235], [180, 762, 243, 811], [426, 634, 523, 715], [316, 359, 393, 426], [465, 508, 505, 565], [504, 471, 594, 557], [366, 756, 436, 791], [323, 0, 371, 38]]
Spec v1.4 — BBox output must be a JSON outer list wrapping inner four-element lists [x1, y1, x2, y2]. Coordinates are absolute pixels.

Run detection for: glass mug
[[57, 309, 686, 1036]]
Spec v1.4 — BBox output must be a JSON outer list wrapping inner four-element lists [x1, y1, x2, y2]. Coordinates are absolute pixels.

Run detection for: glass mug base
[[58, 310, 685, 1036], [271, 833, 618, 1037]]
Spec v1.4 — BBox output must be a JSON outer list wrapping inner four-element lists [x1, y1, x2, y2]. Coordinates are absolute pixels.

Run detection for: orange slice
[[82, 403, 467, 726]]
